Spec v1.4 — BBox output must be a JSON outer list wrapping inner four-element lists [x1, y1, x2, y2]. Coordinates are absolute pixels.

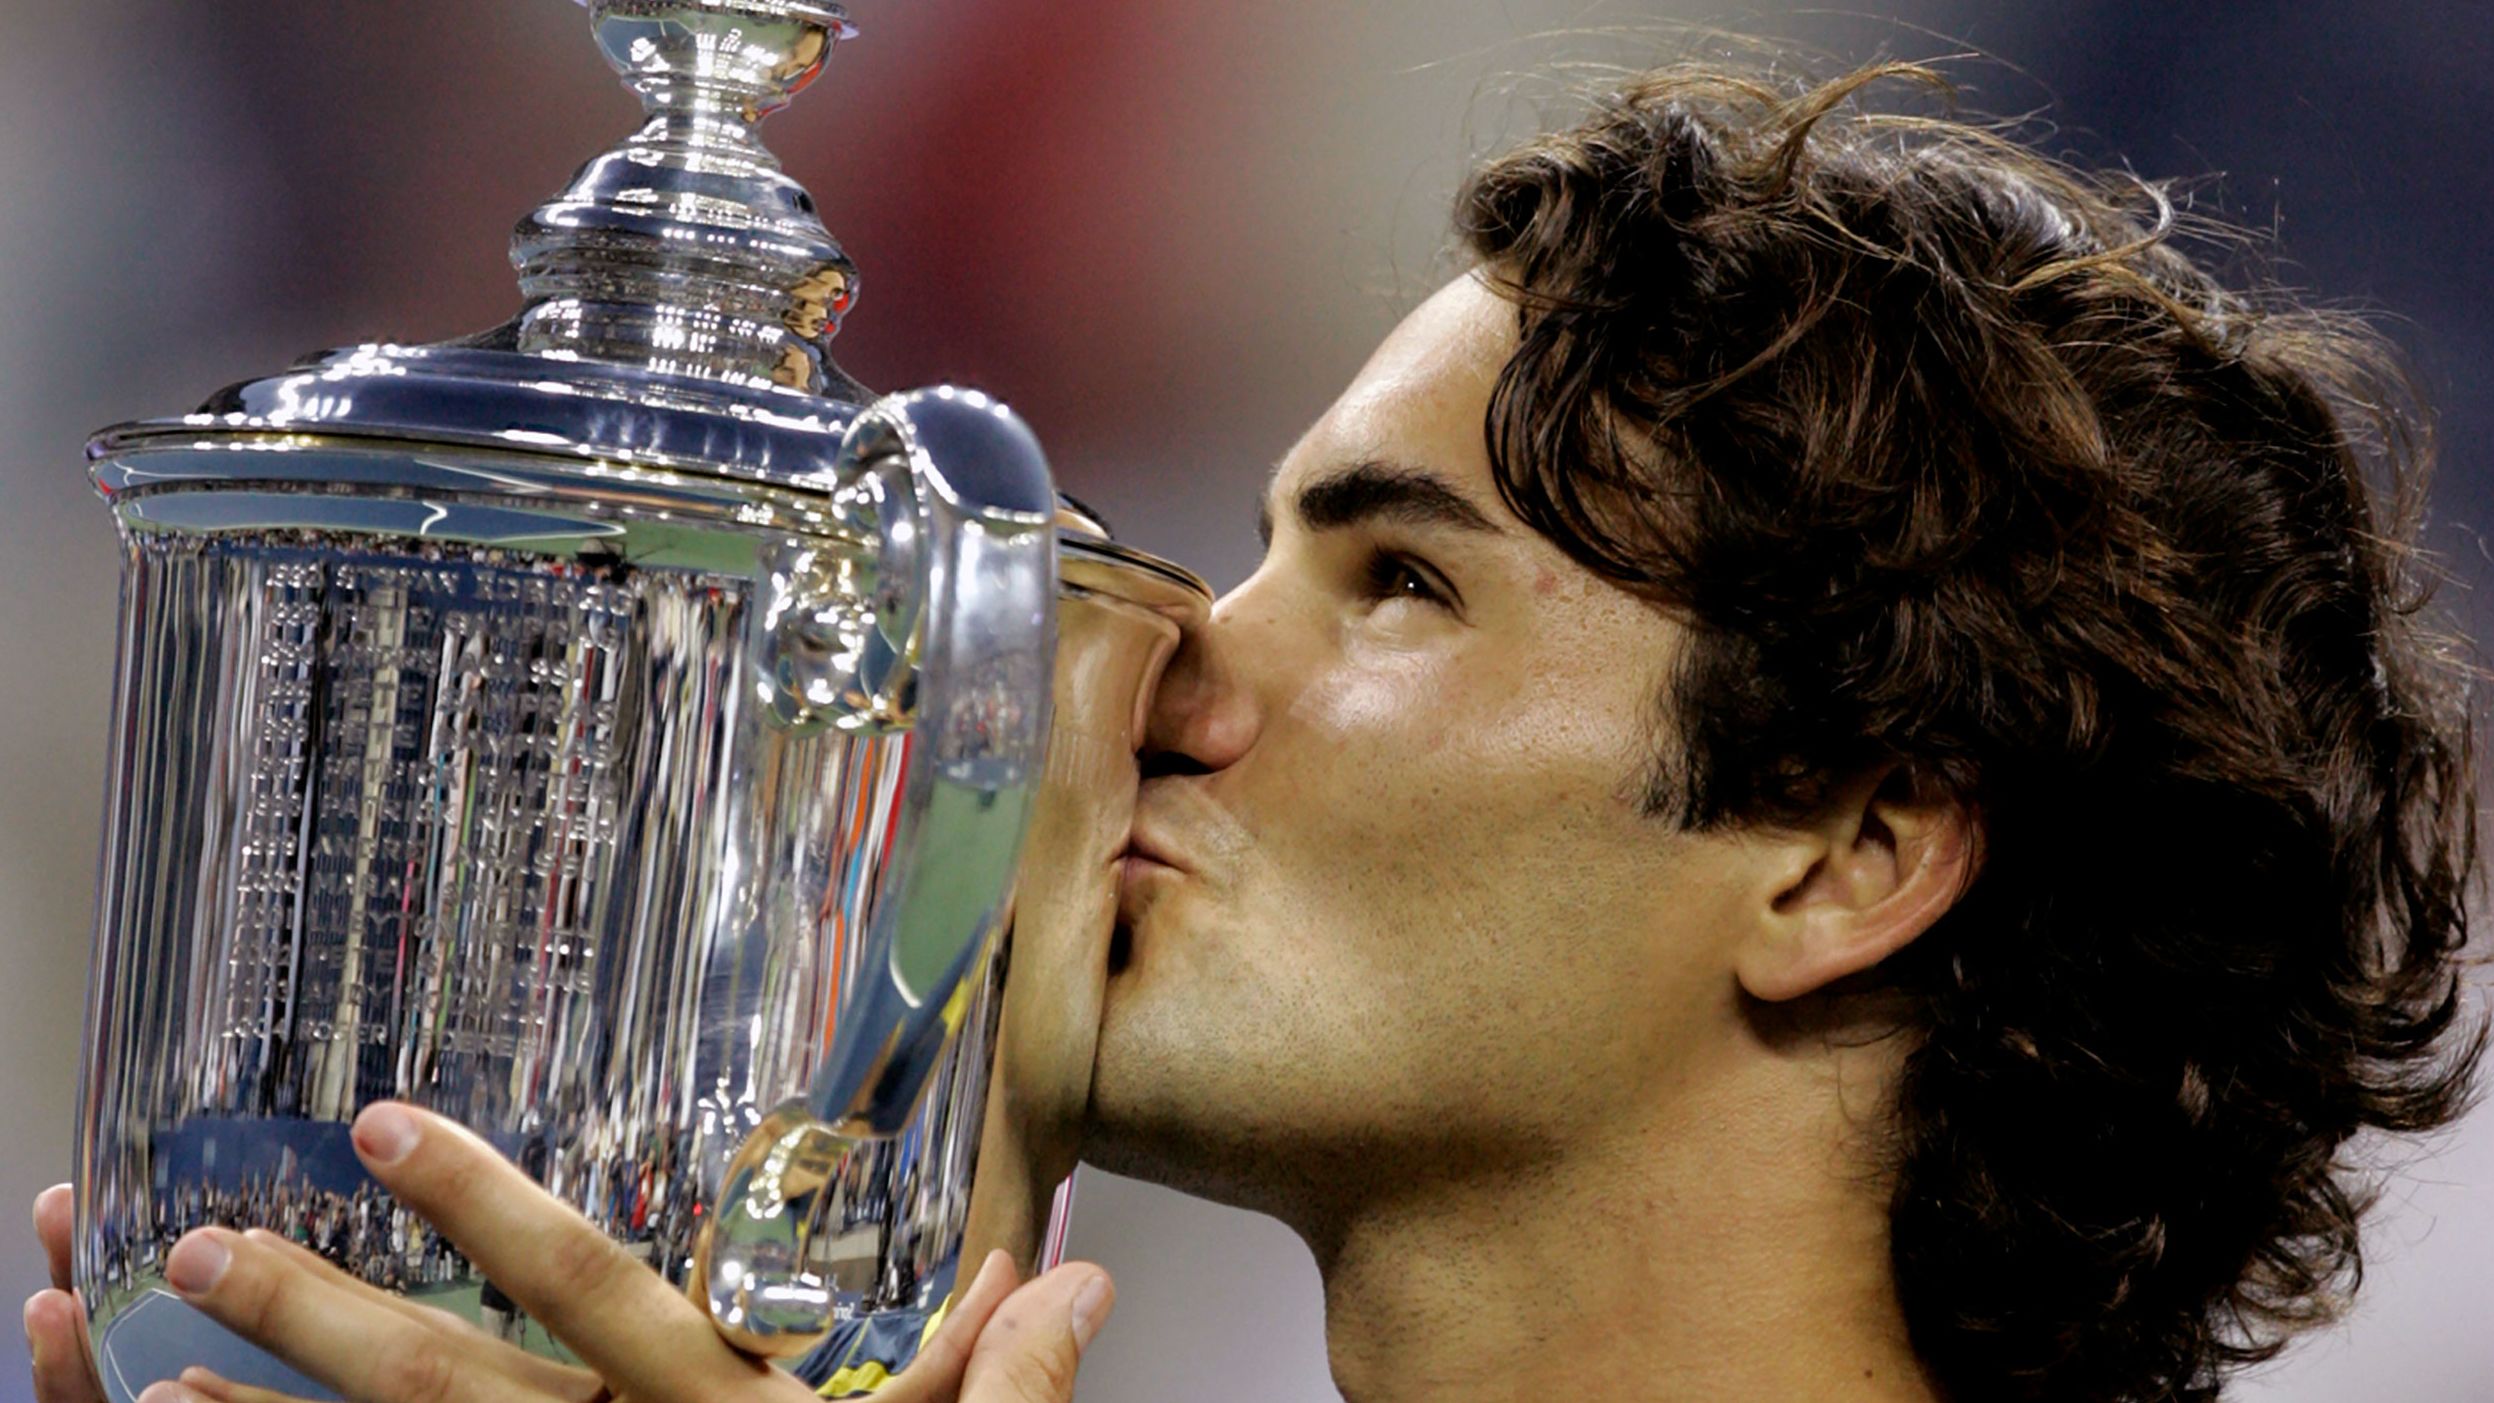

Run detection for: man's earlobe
[[1735, 767, 1978, 1003]]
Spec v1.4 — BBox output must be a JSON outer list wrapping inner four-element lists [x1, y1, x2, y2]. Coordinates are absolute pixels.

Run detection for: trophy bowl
[[67, 4, 1210, 1399]]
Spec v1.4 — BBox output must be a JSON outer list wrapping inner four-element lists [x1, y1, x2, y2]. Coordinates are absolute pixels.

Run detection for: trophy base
[[87, 1277, 573, 1403], [79, 1239, 1043, 1400]]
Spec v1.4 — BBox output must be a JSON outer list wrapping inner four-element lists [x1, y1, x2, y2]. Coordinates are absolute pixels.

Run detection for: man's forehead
[[1342, 272, 1516, 416], [1268, 274, 1516, 507]]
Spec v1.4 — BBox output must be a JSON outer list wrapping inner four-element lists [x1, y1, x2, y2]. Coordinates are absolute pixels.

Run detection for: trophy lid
[[91, 0, 893, 490]]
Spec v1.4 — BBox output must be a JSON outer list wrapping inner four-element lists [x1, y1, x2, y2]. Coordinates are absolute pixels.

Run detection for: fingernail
[[165, 1233, 231, 1296], [136, 1382, 201, 1403], [181, 1365, 234, 1399], [1069, 1273, 1113, 1350], [22, 1295, 40, 1359], [980, 1248, 1014, 1290], [353, 1103, 421, 1165]]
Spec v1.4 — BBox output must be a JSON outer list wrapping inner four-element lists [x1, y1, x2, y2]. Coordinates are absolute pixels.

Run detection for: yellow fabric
[[938, 955, 977, 1034], [818, 1360, 891, 1397], [814, 1293, 955, 1397]]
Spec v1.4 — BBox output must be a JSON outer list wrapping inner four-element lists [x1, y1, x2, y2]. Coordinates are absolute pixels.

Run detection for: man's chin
[[1083, 1049, 1392, 1229], [1084, 1021, 1295, 1214]]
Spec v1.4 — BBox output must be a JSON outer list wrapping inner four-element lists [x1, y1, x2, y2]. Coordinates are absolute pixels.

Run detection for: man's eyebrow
[[1256, 459, 1504, 548]]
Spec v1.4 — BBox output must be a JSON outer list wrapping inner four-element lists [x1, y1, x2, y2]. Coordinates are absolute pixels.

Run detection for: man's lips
[[1113, 823, 1189, 931], [1109, 830, 1180, 976], [1115, 822, 1190, 876], [1115, 851, 1181, 905]]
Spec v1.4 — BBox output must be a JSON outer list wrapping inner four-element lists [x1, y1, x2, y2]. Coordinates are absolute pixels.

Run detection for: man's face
[[1083, 274, 1777, 1220]]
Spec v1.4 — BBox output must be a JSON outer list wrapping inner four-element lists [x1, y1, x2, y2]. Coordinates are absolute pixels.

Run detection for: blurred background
[[2, 1, 2488, 1400]]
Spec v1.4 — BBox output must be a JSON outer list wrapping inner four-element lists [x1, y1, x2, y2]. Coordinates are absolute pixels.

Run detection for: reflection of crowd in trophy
[[834, 1140, 894, 1230], [90, 1140, 713, 1313], [157, 1176, 468, 1295], [939, 654, 1041, 780], [83, 1173, 470, 1307]]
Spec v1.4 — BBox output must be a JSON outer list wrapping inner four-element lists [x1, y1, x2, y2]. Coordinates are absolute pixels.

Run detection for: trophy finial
[[509, 0, 864, 393]]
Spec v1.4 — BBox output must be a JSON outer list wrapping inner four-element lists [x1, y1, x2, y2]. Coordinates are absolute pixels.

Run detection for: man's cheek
[[1289, 645, 1465, 740]]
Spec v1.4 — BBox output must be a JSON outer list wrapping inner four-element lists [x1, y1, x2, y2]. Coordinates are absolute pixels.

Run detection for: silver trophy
[[70, 3, 1208, 1399]]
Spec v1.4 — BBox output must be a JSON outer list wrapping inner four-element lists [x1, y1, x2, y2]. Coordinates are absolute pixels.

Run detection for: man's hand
[[25, 1104, 1114, 1403]]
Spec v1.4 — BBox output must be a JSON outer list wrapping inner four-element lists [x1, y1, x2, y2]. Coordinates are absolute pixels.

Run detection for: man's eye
[[1359, 550, 1451, 609]]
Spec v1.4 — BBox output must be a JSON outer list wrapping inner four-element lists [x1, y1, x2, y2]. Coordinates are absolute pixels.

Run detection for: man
[[26, 57, 2484, 1403]]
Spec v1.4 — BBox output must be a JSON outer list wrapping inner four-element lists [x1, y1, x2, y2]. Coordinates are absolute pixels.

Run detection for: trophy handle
[[702, 388, 1059, 1356]]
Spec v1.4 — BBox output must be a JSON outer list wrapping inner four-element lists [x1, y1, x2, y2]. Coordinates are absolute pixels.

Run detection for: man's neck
[[1303, 1050, 1943, 1403]]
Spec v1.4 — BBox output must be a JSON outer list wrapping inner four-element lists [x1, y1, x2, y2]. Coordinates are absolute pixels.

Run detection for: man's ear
[[1735, 763, 1978, 1004]]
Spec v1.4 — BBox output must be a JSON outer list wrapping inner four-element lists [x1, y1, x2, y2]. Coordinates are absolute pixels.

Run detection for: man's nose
[[1138, 581, 1269, 779]]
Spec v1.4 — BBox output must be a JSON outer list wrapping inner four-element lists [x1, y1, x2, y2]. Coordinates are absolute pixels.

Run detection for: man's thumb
[[959, 1261, 1115, 1403]]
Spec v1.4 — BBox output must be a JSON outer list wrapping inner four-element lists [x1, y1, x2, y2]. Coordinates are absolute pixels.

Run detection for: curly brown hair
[[1454, 58, 2486, 1403]]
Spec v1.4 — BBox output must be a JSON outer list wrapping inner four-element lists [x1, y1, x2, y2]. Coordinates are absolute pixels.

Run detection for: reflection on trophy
[[69, 3, 1208, 1399]]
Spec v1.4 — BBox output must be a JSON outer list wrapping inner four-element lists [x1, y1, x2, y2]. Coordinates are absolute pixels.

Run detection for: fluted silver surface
[[72, 475, 970, 1396]]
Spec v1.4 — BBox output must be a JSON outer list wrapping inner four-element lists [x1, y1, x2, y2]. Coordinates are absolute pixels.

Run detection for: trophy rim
[[89, 364, 1217, 609], [87, 340, 858, 493]]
